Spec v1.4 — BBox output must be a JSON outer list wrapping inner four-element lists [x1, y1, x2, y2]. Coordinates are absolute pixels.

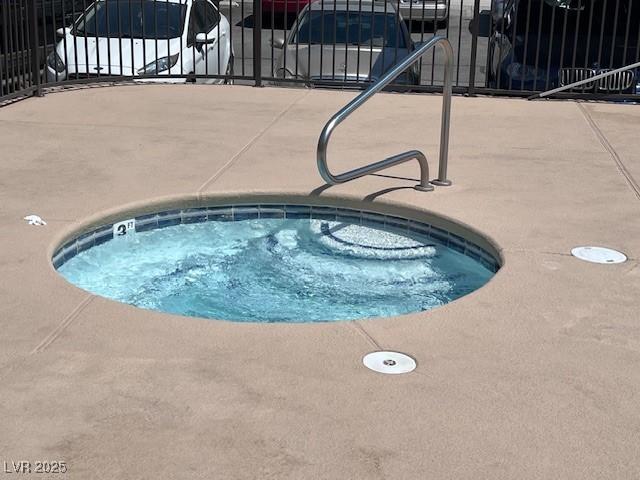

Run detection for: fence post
[[467, 0, 481, 96], [27, 0, 42, 96], [252, 0, 262, 87]]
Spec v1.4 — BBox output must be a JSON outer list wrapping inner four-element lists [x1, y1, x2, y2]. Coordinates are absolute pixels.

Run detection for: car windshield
[[295, 11, 407, 49], [515, 0, 640, 38], [74, 0, 187, 39]]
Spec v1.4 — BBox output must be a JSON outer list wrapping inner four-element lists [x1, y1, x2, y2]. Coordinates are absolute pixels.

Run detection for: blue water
[[57, 218, 494, 322]]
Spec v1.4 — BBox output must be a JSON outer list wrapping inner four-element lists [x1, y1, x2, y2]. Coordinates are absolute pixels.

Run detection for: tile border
[[52, 204, 501, 273]]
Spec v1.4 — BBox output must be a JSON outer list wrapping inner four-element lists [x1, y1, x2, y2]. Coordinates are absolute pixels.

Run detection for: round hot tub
[[52, 202, 500, 322]]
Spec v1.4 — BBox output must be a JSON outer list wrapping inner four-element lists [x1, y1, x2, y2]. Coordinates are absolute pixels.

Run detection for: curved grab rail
[[317, 35, 454, 192]]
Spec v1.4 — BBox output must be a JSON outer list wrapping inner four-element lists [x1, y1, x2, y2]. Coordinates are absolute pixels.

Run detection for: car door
[[186, 0, 222, 77]]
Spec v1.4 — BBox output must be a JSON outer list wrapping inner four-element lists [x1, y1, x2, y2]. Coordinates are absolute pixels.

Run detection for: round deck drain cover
[[571, 246, 627, 264], [362, 351, 416, 374]]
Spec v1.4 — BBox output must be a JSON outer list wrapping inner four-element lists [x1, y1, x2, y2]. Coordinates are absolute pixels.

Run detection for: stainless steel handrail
[[528, 61, 640, 100], [317, 35, 454, 192]]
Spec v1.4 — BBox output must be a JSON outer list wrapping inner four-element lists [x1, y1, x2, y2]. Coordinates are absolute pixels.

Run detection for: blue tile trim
[[336, 208, 362, 224], [52, 252, 65, 269], [233, 206, 259, 221], [135, 213, 158, 232], [207, 207, 234, 221], [360, 213, 386, 229], [259, 205, 285, 219], [384, 215, 409, 233], [52, 204, 501, 274], [77, 232, 95, 253], [449, 239, 466, 254], [408, 220, 431, 236], [430, 232, 449, 245], [310, 206, 337, 221], [94, 228, 112, 246], [181, 208, 208, 224], [62, 243, 78, 262], [157, 210, 182, 228], [284, 205, 310, 220]]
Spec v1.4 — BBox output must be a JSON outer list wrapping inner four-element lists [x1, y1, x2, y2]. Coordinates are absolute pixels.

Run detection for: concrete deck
[[1, 85, 639, 479]]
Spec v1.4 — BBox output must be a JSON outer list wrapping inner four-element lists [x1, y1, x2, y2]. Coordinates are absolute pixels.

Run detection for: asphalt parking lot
[[218, 0, 488, 87]]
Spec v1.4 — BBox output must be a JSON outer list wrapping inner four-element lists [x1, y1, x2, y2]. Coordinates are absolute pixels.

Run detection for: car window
[[295, 11, 406, 49], [187, 0, 219, 44], [514, 0, 640, 37], [74, 0, 187, 39], [204, 2, 220, 30]]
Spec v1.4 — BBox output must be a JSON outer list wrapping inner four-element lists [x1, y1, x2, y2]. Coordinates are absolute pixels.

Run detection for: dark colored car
[[478, 0, 640, 94], [1, 0, 89, 50]]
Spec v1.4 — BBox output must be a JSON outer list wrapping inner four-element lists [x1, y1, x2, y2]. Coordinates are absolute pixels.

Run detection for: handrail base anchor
[[415, 184, 435, 192], [431, 179, 453, 187]]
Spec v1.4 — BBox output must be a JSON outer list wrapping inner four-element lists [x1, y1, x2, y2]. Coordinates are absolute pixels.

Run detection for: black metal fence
[[1, 0, 639, 104]]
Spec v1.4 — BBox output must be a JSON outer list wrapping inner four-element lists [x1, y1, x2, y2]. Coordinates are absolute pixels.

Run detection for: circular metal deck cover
[[362, 351, 416, 374], [571, 246, 627, 264]]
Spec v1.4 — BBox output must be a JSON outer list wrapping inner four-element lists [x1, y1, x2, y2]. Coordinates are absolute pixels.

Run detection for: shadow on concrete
[[363, 186, 415, 201], [309, 180, 417, 201]]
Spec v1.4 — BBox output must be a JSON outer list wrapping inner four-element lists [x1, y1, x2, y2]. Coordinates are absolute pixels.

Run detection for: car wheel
[[224, 55, 234, 85]]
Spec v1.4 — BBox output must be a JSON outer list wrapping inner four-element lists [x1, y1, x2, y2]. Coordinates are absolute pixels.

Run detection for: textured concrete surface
[[0, 84, 639, 479]]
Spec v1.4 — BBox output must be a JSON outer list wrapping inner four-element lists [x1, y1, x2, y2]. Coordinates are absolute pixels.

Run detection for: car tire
[[224, 55, 234, 85]]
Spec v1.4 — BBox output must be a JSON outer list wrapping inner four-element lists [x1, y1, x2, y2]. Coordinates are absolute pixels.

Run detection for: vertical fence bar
[[0, 5, 4, 97], [118, 0, 124, 79], [28, 0, 41, 95], [106, 0, 113, 77], [484, 0, 494, 87], [595, 0, 608, 69], [253, 0, 261, 86], [50, 0, 58, 82], [71, 0, 79, 81], [269, 0, 274, 77], [293, 0, 299, 77], [240, 0, 245, 76], [61, 0, 70, 84], [82, 0, 89, 81], [216, 0, 220, 79], [179, 0, 184, 76], [8, 0, 17, 93], [429, 0, 436, 84], [467, 0, 480, 95], [543, 4, 556, 91], [331, 0, 337, 81], [18, 0, 28, 90], [519, 0, 532, 90], [570, 0, 582, 74], [356, 0, 363, 84], [454, 0, 463, 85], [607, 0, 620, 70], [343, 0, 350, 84], [557, 5, 569, 90]]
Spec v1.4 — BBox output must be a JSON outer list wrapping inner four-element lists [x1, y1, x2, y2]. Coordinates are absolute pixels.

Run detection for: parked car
[[273, 0, 420, 87], [262, 0, 447, 25], [262, 0, 311, 16], [46, 0, 233, 83], [479, 0, 640, 94], [396, 0, 448, 26], [1, 0, 90, 56]]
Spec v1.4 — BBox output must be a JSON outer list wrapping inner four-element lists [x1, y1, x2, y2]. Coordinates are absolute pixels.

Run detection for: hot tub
[[52, 199, 501, 323]]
